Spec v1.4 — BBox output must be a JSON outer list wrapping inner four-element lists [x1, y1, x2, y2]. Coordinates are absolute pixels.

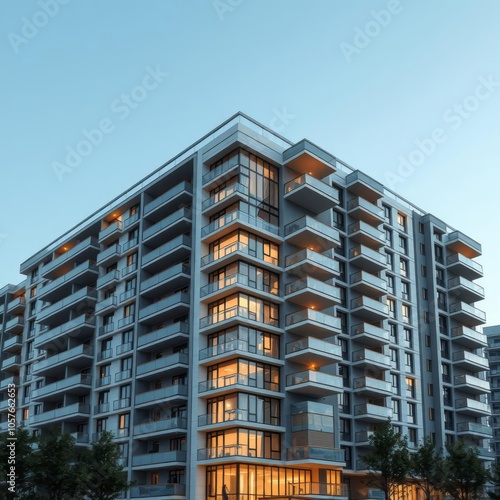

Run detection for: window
[[385, 228, 393, 246], [408, 428, 417, 446], [335, 236, 345, 257], [397, 213, 407, 231], [436, 267, 445, 287], [333, 210, 344, 231], [420, 243, 426, 255], [444, 410, 453, 430], [338, 392, 350, 413], [423, 311, 429, 324], [399, 259, 408, 277], [339, 418, 351, 441], [383, 205, 391, 222], [151, 473, 159, 486], [426, 359, 432, 371], [120, 384, 131, 400], [437, 292, 447, 311], [429, 408, 435, 421], [169, 470, 185, 485], [422, 288, 428, 300], [418, 222, 424, 233], [389, 323, 397, 343], [407, 403, 416, 423], [439, 315, 448, 334], [337, 261, 346, 283], [401, 281, 410, 301], [118, 413, 130, 436], [406, 377, 415, 398], [391, 373, 399, 394], [440, 340, 449, 359], [130, 203, 140, 216], [339, 365, 350, 388], [421, 265, 427, 277], [340, 338, 348, 361], [338, 286, 347, 307], [390, 348, 398, 369], [443, 387, 452, 406], [96, 418, 108, 433], [428, 383, 433, 396], [392, 400, 400, 420], [405, 352, 414, 372], [398, 235, 407, 254], [441, 363, 450, 383], [31, 268, 39, 282], [386, 275, 395, 295], [404, 328, 412, 348], [425, 335, 431, 347], [401, 304, 410, 323], [435, 244, 444, 264], [386, 251, 394, 270], [387, 299, 396, 319]]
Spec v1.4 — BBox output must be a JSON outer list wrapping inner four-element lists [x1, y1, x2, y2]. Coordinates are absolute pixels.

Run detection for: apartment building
[[0, 112, 490, 500], [486, 325, 500, 463]]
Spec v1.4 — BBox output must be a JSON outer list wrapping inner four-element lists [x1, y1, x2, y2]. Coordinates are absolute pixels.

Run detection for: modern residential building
[[0, 112, 491, 500], [486, 325, 500, 463]]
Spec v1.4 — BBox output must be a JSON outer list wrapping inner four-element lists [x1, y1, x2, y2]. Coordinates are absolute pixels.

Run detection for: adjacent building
[[486, 325, 500, 463], [0, 112, 491, 499]]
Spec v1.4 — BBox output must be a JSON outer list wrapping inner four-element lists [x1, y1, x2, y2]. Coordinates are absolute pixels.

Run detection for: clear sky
[[1, 0, 499, 325]]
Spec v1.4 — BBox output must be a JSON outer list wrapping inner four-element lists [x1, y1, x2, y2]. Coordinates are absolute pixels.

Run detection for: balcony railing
[[199, 373, 279, 393], [136, 353, 189, 376], [29, 403, 91, 424], [198, 409, 279, 427], [201, 210, 279, 238], [137, 322, 189, 349], [34, 344, 93, 372], [200, 306, 279, 330], [134, 417, 187, 436], [132, 450, 186, 467], [32, 374, 92, 399], [197, 444, 279, 461], [286, 446, 344, 463], [129, 484, 186, 497], [201, 273, 279, 298], [135, 385, 188, 406], [200, 338, 279, 361], [202, 182, 249, 210], [35, 314, 95, 348]]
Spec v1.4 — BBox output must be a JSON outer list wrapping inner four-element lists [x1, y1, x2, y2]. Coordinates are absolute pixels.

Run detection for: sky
[[0, 0, 499, 325]]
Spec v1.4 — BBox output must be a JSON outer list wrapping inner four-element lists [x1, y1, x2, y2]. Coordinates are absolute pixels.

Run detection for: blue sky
[[1, 0, 499, 324]]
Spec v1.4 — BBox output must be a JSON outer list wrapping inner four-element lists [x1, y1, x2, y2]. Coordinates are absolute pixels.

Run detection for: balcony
[[285, 248, 339, 280], [37, 287, 97, 323], [354, 403, 392, 422], [138, 292, 190, 324], [95, 295, 118, 314], [455, 398, 491, 417], [456, 422, 493, 438], [7, 296, 26, 314], [201, 241, 279, 273], [452, 351, 489, 372], [355, 430, 376, 446], [447, 253, 483, 280], [96, 243, 121, 267], [448, 276, 485, 303], [286, 370, 343, 396], [132, 451, 186, 468], [199, 306, 280, 335], [29, 403, 91, 426], [35, 314, 95, 349], [285, 216, 339, 251], [143, 207, 192, 246], [349, 271, 386, 298], [352, 349, 391, 370], [283, 139, 337, 178], [129, 484, 186, 498], [201, 210, 280, 244], [285, 277, 340, 309], [203, 158, 242, 188], [134, 417, 187, 438], [136, 352, 189, 380], [31, 374, 92, 401], [349, 245, 386, 273], [39, 261, 98, 302], [286, 447, 345, 465], [4, 316, 24, 335], [41, 236, 100, 279], [449, 302, 486, 327], [144, 181, 193, 221], [347, 197, 384, 226], [353, 376, 392, 397], [1, 355, 21, 372], [451, 325, 487, 349], [96, 269, 120, 290], [201, 273, 279, 302], [285, 337, 342, 367], [284, 174, 339, 213], [346, 170, 383, 203], [140, 263, 190, 298], [142, 234, 192, 273], [285, 308, 341, 338], [3, 335, 22, 353], [350, 296, 388, 322], [98, 220, 123, 245], [202, 182, 249, 216], [33, 344, 93, 376], [199, 373, 279, 396], [137, 322, 189, 352], [135, 385, 188, 409], [0, 376, 19, 390], [351, 322, 389, 347], [454, 374, 490, 395], [348, 221, 385, 249], [445, 231, 481, 259]]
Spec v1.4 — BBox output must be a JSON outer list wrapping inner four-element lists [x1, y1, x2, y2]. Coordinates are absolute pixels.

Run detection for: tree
[[31, 428, 80, 500], [360, 419, 412, 499], [487, 462, 500, 499], [410, 436, 445, 500], [442, 440, 490, 500], [78, 431, 132, 500], [0, 426, 37, 500]]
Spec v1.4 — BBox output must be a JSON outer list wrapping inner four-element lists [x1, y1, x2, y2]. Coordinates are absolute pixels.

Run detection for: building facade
[[486, 325, 500, 463], [0, 113, 491, 499]]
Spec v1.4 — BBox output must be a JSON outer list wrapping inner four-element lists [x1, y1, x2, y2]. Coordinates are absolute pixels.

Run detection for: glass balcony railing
[[201, 210, 279, 238], [202, 241, 278, 267], [199, 373, 279, 393], [286, 337, 342, 358], [200, 338, 279, 361], [197, 444, 280, 461], [286, 370, 343, 390], [286, 446, 344, 463], [201, 273, 279, 297], [130, 484, 186, 498], [134, 417, 187, 436], [143, 207, 191, 241], [202, 183, 249, 210], [200, 306, 279, 330], [137, 322, 189, 349], [135, 385, 188, 406]]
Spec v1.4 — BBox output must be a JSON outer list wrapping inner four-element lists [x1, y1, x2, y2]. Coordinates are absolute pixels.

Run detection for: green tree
[[0, 426, 37, 499], [360, 420, 412, 499], [442, 440, 490, 500], [32, 428, 80, 500], [410, 436, 444, 500], [78, 431, 132, 500]]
